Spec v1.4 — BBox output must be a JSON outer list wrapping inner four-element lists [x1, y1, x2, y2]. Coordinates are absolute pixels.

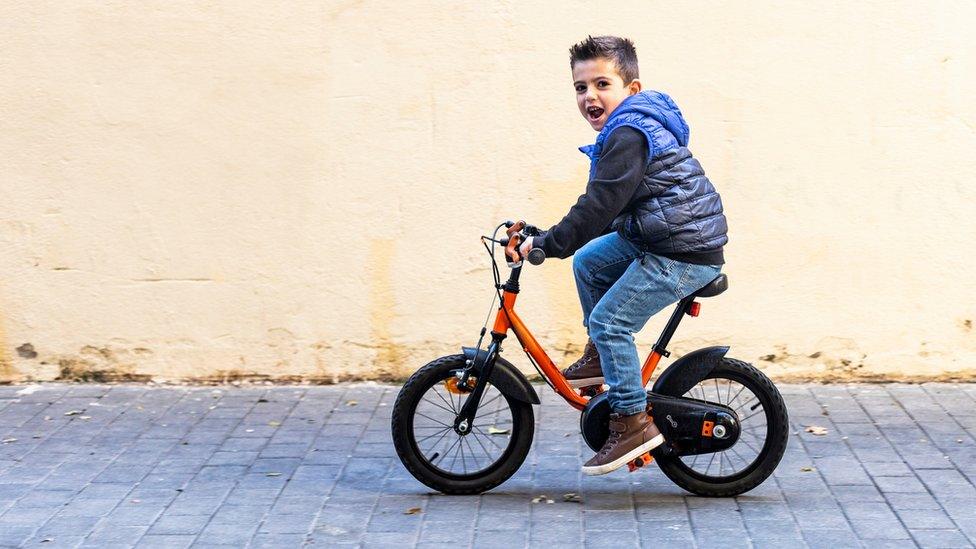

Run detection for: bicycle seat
[[693, 274, 728, 298]]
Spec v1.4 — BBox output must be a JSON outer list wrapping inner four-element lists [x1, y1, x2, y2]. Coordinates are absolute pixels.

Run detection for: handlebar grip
[[527, 248, 545, 265]]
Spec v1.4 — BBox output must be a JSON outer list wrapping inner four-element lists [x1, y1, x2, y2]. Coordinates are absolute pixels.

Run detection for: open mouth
[[586, 106, 605, 121]]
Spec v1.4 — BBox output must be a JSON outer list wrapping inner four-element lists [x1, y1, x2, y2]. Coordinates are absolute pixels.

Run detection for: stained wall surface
[[2, 1, 974, 383]]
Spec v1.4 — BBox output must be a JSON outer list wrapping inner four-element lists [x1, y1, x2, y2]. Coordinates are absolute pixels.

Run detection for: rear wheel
[[656, 358, 789, 497], [391, 354, 534, 495]]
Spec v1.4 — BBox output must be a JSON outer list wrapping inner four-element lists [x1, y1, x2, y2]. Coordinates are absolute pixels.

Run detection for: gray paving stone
[[910, 528, 974, 548], [148, 514, 210, 535], [135, 535, 196, 548], [1, 382, 975, 547]]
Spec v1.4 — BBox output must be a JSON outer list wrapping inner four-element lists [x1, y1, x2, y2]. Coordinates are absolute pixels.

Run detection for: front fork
[[453, 333, 505, 434]]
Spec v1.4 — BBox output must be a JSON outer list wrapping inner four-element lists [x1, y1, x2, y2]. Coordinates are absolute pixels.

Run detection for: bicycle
[[391, 220, 789, 496]]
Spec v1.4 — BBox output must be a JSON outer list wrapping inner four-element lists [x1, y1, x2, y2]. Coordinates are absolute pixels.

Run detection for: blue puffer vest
[[581, 90, 728, 255]]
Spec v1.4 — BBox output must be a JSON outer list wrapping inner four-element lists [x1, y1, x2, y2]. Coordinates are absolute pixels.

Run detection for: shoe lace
[[601, 419, 625, 455], [569, 343, 597, 372]]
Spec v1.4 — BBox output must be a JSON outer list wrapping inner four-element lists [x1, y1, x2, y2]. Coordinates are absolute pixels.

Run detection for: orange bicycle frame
[[491, 289, 663, 411]]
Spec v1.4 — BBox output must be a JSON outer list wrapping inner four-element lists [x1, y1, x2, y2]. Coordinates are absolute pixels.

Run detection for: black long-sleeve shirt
[[534, 126, 724, 265], [535, 127, 647, 259]]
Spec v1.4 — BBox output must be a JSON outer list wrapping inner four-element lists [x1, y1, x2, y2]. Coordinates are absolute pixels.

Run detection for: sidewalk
[[1, 382, 974, 548]]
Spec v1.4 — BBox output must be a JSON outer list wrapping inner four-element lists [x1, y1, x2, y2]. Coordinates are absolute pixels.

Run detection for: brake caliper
[[445, 376, 476, 395]]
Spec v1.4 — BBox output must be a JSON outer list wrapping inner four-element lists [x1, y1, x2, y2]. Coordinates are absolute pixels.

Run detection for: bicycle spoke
[[472, 427, 506, 449], [705, 451, 717, 475], [474, 392, 503, 415], [740, 408, 765, 423], [421, 427, 453, 459], [737, 436, 761, 454], [414, 411, 453, 428], [415, 426, 451, 444], [433, 434, 461, 465], [729, 444, 753, 469], [432, 385, 458, 414], [421, 396, 457, 415], [733, 396, 758, 414], [447, 436, 463, 470], [727, 383, 748, 407], [463, 435, 481, 470], [471, 428, 495, 462]]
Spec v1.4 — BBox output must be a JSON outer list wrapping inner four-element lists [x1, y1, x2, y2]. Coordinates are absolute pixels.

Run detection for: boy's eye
[[575, 85, 586, 93], [597, 80, 609, 88]]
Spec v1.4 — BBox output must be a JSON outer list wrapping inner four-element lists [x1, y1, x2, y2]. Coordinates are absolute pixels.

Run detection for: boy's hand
[[518, 236, 534, 259]]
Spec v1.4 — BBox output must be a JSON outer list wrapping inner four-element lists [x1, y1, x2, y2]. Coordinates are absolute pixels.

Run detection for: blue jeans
[[573, 232, 722, 416]]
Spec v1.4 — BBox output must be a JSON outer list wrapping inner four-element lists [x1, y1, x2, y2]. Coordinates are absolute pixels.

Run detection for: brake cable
[[475, 222, 554, 391]]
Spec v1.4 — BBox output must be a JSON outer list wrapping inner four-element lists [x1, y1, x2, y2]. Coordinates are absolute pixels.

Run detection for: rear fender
[[651, 346, 730, 396], [461, 347, 540, 405]]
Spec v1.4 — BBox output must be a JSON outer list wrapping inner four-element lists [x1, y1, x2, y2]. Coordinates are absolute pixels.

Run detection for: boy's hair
[[569, 35, 639, 84]]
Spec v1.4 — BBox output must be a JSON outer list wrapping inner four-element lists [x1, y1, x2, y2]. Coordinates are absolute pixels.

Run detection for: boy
[[518, 36, 728, 475]]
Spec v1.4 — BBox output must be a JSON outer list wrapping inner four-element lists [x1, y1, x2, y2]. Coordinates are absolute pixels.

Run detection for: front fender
[[461, 347, 540, 405], [651, 346, 730, 396]]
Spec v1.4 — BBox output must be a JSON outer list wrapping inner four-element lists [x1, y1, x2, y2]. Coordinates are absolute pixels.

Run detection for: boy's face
[[572, 58, 642, 131]]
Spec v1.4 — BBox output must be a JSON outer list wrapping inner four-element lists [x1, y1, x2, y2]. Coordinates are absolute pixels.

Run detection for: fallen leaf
[[346, 400, 358, 406], [257, 398, 269, 403], [531, 495, 553, 504], [800, 466, 815, 472], [41, 539, 53, 543], [130, 499, 141, 504], [488, 426, 510, 435], [1, 438, 16, 444], [957, 439, 964, 444], [804, 425, 828, 436], [64, 410, 83, 416], [563, 493, 582, 503], [79, 416, 92, 420], [404, 507, 422, 515], [268, 421, 281, 427], [265, 472, 282, 477], [245, 429, 255, 433], [32, 434, 42, 439]]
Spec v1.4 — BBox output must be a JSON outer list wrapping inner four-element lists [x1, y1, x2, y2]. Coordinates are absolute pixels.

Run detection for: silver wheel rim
[[679, 376, 768, 478]]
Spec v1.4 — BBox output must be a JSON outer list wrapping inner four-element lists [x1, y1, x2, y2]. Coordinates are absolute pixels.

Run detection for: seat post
[[652, 295, 696, 358]]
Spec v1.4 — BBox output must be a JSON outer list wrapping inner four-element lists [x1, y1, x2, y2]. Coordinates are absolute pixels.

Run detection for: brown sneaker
[[561, 339, 604, 388], [582, 410, 664, 476]]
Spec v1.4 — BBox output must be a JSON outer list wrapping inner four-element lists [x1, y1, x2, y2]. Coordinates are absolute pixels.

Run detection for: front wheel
[[391, 354, 535, 495], [656, 358, 789, 497]]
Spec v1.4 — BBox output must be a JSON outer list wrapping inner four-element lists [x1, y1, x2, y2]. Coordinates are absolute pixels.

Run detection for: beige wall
[[2, 1, 974, 383]]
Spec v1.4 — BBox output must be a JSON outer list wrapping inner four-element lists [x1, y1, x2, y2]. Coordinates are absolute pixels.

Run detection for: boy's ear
[[628, 79, 643, 95]]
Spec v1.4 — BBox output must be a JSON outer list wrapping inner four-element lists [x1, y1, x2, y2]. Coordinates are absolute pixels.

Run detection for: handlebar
[[499, 220, 545, 267]]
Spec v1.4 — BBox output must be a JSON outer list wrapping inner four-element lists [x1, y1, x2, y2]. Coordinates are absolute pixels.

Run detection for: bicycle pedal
[[579, 384, 604, 397], [626, 452, 654, 473]]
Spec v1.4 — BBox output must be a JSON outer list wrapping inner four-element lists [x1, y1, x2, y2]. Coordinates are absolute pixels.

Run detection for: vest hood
[[606, 90, 690, 146]]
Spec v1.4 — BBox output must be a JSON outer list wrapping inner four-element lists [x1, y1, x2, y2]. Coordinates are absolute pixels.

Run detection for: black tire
[[391, 354, 535, 495], [656, 358, 789, 497]]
